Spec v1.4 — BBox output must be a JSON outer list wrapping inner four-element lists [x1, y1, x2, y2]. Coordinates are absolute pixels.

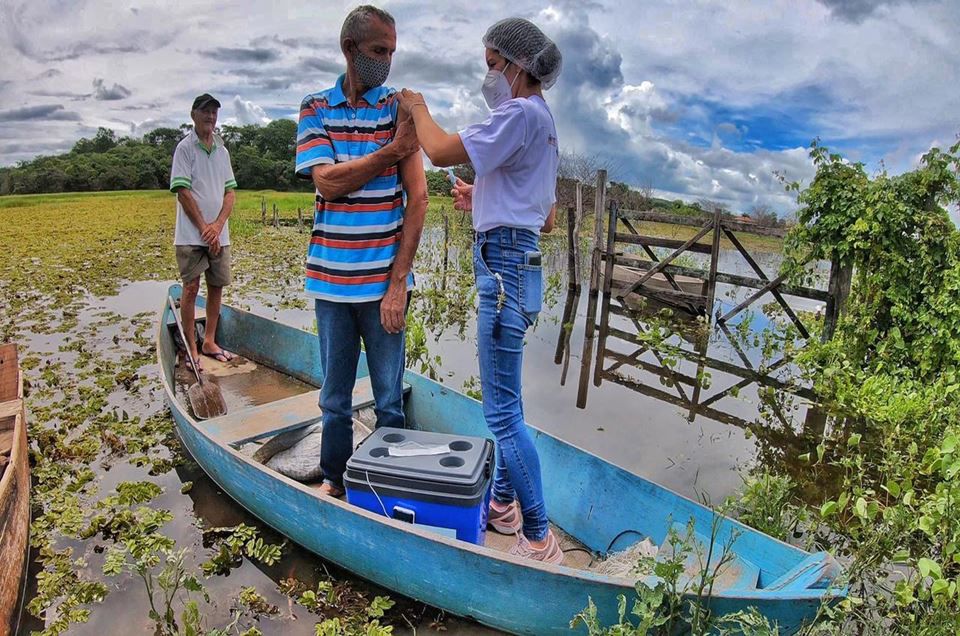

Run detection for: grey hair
[[340, 5, 395, 47]]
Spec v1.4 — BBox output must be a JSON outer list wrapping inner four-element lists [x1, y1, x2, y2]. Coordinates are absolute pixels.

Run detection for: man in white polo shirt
[[170, 93, 238, 370]]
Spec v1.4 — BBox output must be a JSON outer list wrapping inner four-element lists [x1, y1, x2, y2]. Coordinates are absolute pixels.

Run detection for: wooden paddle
[[168, 296, 227, 420]]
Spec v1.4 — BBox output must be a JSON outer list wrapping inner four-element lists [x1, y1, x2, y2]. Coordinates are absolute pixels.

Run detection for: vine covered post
[[823, 256, 852, 342], [566, 205, 578, 293], [441, 208, 449, 292]]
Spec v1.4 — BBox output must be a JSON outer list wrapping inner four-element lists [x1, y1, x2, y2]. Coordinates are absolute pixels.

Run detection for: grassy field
[[0, 189, 464, 337], [0, 187, 783, 342], [624, 219, 784, 253]]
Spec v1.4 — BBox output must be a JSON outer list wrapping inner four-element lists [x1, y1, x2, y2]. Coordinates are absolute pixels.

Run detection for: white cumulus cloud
[[231, 95, 271, 126]]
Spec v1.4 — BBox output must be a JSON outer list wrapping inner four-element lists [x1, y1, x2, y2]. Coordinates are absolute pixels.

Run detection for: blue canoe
[[157, 284, 842, 634]]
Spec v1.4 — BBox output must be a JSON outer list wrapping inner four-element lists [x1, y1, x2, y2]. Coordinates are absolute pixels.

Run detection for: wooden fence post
[[441, 208, 450, 292], [704, 207, 723, 322], [576, 169, 607, 408], [261, 197, 266, 224], [298, 207, 303, 233], [566, 206, 578, 291], [594, 200, 618, 387], [823, 256, 852, 341]]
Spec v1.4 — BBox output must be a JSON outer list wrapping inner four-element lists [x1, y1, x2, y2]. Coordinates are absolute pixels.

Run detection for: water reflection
[[555, 271, 832, 504]]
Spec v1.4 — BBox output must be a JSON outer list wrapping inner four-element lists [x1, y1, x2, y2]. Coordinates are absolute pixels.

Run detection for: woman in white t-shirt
[[398, 17, 563, 564]]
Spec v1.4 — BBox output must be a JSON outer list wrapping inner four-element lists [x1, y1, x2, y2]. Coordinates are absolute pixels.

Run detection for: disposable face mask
[[353, 48, 391, 89], [481, 63, 520, 110]]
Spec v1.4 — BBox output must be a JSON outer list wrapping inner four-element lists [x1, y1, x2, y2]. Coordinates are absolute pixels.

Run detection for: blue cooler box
[[344, 428, 493, 544]]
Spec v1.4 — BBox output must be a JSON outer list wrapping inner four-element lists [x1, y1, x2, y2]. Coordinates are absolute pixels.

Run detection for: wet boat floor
[[176, 352, 602, 571]]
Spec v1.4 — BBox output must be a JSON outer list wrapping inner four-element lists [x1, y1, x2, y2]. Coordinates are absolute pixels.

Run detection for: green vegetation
[[776, 140, 960, 632], [0, 122, 312, 195], [579, 138, 960, 634], [572, 517, 781, 635], [0, 189, 463, 634]]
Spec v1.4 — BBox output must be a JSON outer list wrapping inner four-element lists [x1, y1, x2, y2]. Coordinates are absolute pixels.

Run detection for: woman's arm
[[542, 204, 556, 233], [397, 89, 469, 167]]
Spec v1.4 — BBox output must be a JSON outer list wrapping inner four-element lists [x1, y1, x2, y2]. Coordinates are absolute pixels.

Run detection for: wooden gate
[[569, 192, 851, 410]]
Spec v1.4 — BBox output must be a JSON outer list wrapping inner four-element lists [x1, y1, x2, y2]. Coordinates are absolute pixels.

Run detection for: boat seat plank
[[764, 552, 840, 591], [0, 399, 22, 422], [0, 429, 12, 457], [205, 377, 411, 446]]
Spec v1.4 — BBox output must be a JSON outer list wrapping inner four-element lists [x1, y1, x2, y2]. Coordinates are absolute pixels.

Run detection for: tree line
[[0, 121, 481, 199], [0, 121, 313, 196], [0, 123, 784, 226]]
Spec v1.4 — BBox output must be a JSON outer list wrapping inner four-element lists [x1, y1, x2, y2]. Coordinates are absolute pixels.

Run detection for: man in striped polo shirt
[[295, 5, 428, 497]]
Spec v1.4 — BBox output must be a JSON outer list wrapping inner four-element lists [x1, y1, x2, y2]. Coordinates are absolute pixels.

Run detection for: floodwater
[[19, 226, 825, 635]]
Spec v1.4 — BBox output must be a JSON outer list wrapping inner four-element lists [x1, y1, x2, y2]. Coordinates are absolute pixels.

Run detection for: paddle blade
[[188, 382, 227, 420]]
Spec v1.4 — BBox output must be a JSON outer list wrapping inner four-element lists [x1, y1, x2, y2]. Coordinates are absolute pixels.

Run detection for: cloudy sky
[[1, 0, 957, 213]]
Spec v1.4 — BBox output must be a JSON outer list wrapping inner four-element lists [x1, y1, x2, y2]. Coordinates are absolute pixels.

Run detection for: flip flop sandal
[[202, 348, 235, 363]]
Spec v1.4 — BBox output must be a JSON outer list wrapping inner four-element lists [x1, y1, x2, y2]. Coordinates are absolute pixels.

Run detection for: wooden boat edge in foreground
[[0, 343, 31, 636]]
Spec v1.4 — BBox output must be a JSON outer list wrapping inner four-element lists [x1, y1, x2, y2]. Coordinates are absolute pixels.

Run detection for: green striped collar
[[190, 130, 221, 155]]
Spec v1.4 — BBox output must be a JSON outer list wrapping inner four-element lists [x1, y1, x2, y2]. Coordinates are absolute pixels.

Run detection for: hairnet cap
[[482, 18, 562, 90]]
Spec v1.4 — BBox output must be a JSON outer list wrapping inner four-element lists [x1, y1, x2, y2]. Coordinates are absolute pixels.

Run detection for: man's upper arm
[[459, 101, 526, 177], [398, 149, 428, 207], [170, 143, 192, 192], [223, 147, 238, 191], [295, 96, 335, 179]]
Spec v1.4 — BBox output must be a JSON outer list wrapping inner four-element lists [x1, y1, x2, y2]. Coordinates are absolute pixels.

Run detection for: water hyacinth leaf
[[854, 497, 868, 520], [917, 558, 942, 580], [883, 480, 901, 498], [943, 434, 958, 455], [930, 579, 950, 598], [891, 550, 911, 564]]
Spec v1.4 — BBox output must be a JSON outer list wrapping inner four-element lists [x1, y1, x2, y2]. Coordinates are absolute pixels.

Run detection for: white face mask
[[481, 63, 520, 110]]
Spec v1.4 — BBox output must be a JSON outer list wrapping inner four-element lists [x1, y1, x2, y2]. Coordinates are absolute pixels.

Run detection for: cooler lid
[[346, 428, 492, 489]]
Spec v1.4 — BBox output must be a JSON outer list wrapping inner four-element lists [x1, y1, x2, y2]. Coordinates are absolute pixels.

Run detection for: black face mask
[[352, 45, 391, 89]]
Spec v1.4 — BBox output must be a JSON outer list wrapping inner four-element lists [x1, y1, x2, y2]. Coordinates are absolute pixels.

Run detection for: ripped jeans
[[473, 226, 548, 542]]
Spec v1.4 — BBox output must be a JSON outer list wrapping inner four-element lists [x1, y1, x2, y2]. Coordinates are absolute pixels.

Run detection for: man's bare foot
[[201, 344, 235, 363], [317, 482, 345, 498]]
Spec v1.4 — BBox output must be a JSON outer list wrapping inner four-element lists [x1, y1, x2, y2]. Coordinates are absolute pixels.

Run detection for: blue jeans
[[315, 297, 407, 489], [474, 226, 548, 541]]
